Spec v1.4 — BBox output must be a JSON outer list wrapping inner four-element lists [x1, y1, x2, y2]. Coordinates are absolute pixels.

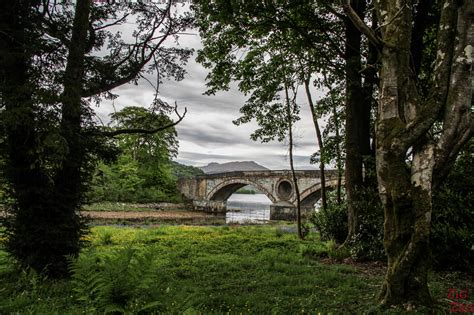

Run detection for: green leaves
[[89, 105, 180, 203], [109, 105, 179, 161], [194, 1, 344, 147], [69, 246, 164, 314]]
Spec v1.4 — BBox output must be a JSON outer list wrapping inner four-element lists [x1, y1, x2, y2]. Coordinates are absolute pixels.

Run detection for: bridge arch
[[299, 179, 343, 208], [207, 178, 277, 203]]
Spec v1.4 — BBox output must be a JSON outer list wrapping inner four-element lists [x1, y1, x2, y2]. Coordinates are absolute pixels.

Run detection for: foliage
[[88, 105, 182, 203], [193, 1, 343, 143], [346, 186, 385, 262], [169, 160, 204, 179], [431, 142, 474, 273], [311, 190, 348, 244], [0, 225, 471, 314], [69, 246, 164, 314], [0, 0, 192, 277], [311, 185, 385, 262]]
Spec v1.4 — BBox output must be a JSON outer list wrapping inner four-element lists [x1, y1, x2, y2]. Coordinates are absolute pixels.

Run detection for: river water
[[226, 193, 272, 224]]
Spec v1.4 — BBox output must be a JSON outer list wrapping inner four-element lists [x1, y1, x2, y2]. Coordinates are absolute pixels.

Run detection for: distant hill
[[200, 161, 269, 174], [170, 161, 204, 178]]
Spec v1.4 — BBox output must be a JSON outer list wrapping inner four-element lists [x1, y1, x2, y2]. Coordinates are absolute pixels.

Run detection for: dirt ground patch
[[80, 210, 215, 220]]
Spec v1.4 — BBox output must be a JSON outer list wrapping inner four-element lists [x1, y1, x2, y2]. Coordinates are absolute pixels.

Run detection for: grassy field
[[0, 225, 472, 314]]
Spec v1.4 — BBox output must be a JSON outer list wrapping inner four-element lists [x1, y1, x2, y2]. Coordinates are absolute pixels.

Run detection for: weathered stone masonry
[[178, 170, 341, 220]]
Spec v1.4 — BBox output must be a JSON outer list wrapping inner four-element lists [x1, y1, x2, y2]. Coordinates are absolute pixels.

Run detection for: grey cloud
[[95, 24, 325, 171]]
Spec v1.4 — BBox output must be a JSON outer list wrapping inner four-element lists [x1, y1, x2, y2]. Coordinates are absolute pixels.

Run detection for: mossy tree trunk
[[344, 0, 473, 307]]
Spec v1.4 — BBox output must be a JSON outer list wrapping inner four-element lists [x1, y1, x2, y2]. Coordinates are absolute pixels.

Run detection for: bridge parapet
[[177, 170, 342, 220]]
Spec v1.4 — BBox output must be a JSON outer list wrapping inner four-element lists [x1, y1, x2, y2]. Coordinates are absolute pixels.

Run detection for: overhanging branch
[[97, 103, 186, 137], [341, 0, 386, 48], [81, 2, 173, 98]]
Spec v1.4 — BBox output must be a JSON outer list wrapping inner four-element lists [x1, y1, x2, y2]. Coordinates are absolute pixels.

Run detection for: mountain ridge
[[200, 161, 269, 174]]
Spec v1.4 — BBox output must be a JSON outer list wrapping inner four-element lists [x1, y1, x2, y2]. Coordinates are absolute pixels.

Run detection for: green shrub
[[346, 187, 385, 262], [431, 143, 474, 273], [311, 190, 348, 244], [69, 246, 164, 314], [326, 240, 350, 261], [311, 187, 385, 262]]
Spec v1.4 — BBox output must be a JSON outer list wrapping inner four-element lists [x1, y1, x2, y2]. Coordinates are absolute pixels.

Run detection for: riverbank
[[81, 210, 225, 226], [81, 201, 224, 225], [81, 199, 275, 225], [1, 225, 471, 314]]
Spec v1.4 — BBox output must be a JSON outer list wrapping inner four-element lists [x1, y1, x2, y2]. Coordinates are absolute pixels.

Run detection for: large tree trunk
[[373, 0, 473, 306], [0, 0, 63, 275], [376, 134, 434, 305], [344, 0, 472, 307], [56, 0, 90, 208], [374, 0, 434, 304], [344, 0, 371, 243], [0, 0, 91, 277], [50, 0, 91, 276]]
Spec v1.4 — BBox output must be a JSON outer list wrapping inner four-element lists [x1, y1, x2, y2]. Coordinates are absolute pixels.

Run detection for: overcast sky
[[95, 6, 325, 170]]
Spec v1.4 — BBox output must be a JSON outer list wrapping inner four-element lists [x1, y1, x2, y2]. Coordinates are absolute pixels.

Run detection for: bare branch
[[81, 2, 174, 97], [341, 0, 386, 48], [94, 13, 129, 31], [375, 5, 405, 32], [99, 103, 187, 137]]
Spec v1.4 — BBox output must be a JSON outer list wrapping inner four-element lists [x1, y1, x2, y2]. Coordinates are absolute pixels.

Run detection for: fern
[[69, 246, 163, 314]]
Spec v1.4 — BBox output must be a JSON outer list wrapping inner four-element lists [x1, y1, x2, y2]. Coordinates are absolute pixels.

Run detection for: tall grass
[[0, 225, 472, 314]]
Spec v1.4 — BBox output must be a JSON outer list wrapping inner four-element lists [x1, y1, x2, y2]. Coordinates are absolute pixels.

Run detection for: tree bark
[[284, 83, 303, 239], [344, 0, 371, 244], [49, 0, 91, 276], [304, 78, 327, 212], [373, 0, 434, 304], [373, 0, 473, 306], [333, 101, 343, 205]]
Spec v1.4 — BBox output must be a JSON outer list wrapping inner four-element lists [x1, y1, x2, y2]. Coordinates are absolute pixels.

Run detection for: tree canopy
[[193, 0, 473, 307], [0, 0, 192, 276]]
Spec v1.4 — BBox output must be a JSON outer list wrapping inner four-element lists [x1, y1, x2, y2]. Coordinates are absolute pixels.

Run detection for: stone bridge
[[178, 170, 341, 220]]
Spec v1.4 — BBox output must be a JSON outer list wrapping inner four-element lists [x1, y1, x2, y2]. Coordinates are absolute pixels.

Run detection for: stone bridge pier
[[177, 170, 341, 220]]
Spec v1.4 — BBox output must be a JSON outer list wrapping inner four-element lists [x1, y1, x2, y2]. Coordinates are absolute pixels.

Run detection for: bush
[[311, 187, 385, 262], [431, 143, 474, 273], [346, 187, 385, 262], [326, 240, 350, 261], [88, 158, 181, 204], [311, 190, 348, 244]]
